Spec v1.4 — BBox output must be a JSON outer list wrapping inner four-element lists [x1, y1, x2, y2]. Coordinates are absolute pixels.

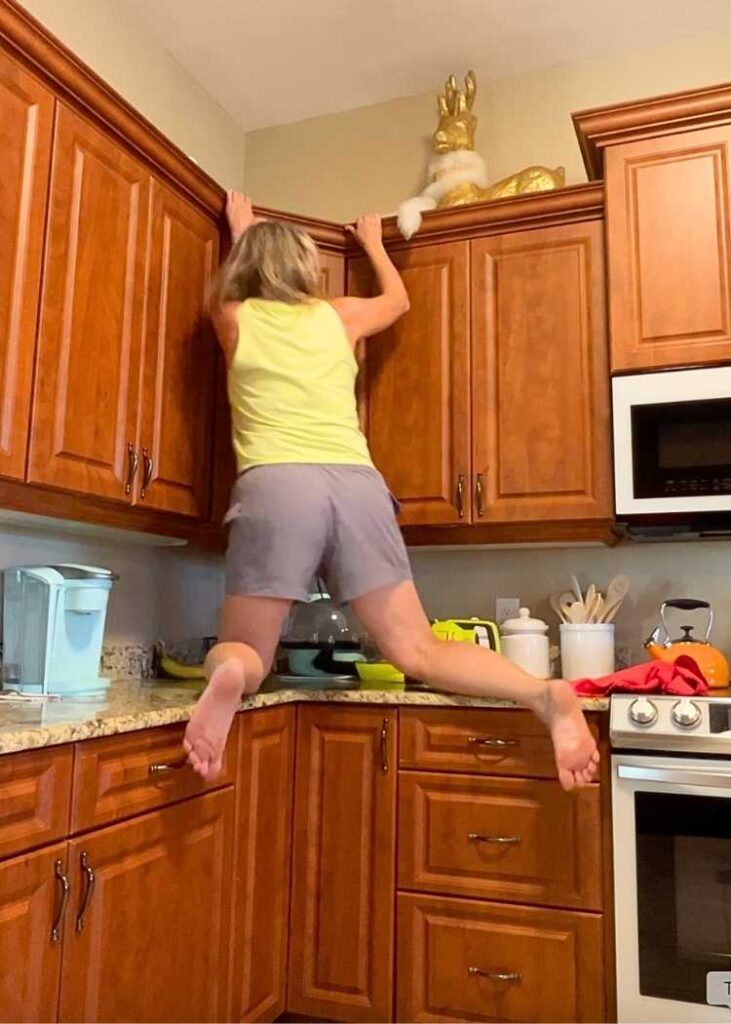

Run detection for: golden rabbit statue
[[397, 70, 565, 239]]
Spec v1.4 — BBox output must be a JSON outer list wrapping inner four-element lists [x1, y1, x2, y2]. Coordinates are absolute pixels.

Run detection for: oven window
[[636, 791, 731, 1005], [632, 398, 731, 499]]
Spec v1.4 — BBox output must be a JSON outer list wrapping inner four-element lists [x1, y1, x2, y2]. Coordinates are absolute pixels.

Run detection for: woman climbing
[[183, 192, 599, 791]]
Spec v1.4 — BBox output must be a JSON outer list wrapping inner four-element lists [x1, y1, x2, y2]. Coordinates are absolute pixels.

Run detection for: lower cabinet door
[[231, 707, 295, 1022], [0, 842, 67, 1023], [397, 892, 605, 1023], [288, 705, 397, 1022], [59, 789, 234, 1023]]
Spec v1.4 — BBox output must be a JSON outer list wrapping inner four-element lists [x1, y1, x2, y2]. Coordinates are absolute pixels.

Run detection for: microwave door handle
[[618, 764, 731, 788]]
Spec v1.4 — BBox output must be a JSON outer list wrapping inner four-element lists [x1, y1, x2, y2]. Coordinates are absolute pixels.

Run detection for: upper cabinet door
[[319, 251, 345, 298], [472, 222, 612, 523], [349, 242, 471, 525], [0, 55, 53, 482], [138, 181, 219, 518], [28, 104, 148, 501], [607, 126, 731, 371]]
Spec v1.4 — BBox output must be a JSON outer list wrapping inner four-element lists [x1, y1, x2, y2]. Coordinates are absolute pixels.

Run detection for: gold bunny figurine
[[398, 71, 564, 238]]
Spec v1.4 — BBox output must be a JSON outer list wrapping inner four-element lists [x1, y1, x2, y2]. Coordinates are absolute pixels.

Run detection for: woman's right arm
[[331, 214, 410, 345]]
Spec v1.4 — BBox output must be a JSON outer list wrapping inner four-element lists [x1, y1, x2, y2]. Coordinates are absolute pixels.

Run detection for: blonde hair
[[213, 220, 321, 305]]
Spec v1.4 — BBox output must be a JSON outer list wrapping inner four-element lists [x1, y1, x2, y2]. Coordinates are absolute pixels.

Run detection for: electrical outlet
[[495, 598, 520, 624]]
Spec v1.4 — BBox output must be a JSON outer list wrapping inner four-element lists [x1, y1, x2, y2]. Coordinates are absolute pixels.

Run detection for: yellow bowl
[[355, 662, 405, 689]]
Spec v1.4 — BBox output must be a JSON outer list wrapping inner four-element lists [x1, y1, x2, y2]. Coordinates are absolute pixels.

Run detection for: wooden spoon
[[550, 593, 569, 623], [600, 575, 630, 622], [568, 601, 587, 624]]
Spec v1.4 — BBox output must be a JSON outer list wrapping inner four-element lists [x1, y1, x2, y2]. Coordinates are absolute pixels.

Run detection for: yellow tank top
[[228, 298, 373, 473]]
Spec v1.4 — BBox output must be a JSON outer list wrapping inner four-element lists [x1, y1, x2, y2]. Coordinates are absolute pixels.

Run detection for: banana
[[159, 655, 206, 681]]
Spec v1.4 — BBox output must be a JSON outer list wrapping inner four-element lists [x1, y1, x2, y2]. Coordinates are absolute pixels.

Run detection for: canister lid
[[501, 607, 549, 635]]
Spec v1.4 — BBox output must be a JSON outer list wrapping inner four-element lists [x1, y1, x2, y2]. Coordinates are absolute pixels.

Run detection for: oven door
[[613, 754, 731, 1022], [613, 366, 731, 516]]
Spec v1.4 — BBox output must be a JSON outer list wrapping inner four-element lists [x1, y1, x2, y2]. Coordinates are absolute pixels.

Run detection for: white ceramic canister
[[500, 607, 550, 679], [559, 623, 615, 680]]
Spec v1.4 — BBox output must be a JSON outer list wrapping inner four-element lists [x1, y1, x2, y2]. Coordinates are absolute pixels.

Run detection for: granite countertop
[[0, 678, 610, 756]]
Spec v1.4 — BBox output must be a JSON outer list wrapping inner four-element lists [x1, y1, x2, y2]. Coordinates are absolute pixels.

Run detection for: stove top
[[610, 693, 731, 755]]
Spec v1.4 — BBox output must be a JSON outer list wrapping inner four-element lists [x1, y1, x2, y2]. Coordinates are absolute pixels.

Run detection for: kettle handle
[[661, 599, 713, 641]]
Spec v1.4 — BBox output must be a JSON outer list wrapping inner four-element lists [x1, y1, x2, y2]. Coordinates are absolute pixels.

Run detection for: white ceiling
[[119, 0, 731, 131]]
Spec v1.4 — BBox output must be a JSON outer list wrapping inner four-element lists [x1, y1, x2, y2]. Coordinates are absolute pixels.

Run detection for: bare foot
[[183, 658, 246, 780], [533, 680, 600, 791]]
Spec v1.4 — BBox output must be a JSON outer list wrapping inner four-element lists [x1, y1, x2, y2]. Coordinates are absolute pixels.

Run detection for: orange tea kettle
[[645, 599, 729, 688]]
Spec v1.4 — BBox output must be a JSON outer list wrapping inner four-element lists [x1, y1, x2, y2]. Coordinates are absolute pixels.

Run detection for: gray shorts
[[224, 464, 412, 604]]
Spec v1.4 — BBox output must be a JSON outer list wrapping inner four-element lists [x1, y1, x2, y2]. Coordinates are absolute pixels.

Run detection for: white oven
[[611, 695, 731, 1022], [613, 365, 731, 519]]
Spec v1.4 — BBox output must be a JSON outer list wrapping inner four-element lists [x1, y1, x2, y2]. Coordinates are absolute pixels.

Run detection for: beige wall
[[246, 33, 731, 222], [21, 0, 246, 188]]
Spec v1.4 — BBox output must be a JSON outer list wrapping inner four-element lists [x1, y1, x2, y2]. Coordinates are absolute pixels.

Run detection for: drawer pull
[[75, 852, 95, 933], [51, 859, 70, 944], [468, 833, 521, 845], [148, 756, 189, 776], [467, 736, 520, 748], [468, 967, 522, 982]]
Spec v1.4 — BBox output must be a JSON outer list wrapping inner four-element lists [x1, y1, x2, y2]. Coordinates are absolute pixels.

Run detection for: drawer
[[70, 721, 237, 832], [397, 892, 605, 1023], [0, 745, 72, 858], [399, 708, 600, 779], [398, 771, 602, 910]]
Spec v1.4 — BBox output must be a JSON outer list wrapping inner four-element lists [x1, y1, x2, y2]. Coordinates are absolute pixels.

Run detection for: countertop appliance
[[611, 693, 731, 1021], [2, 564, 115, 695], [612, 365, 731, 538]]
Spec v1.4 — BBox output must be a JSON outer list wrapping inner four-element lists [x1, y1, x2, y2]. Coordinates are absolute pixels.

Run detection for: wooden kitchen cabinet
[[231, 707, 295, 1023], [0, 843, 66, 1024], [320, 250, 345, 298], [28, 103, 150, 502], [349, 243, 471, 525], [471, 221, 611, 522], [0, 52, 53, 482], [288, 704, 397, 1022], [397, 892, 605, 1023], [606, 125, 731, 372], [59, 789, 234, 1023], [398, 771, 603, 910], [139, 181, 219, 518]]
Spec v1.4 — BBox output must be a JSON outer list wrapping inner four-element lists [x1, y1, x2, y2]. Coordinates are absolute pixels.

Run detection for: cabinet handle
[[475, 473, 485, 518], [468, 967, 522, 982], [141, 447, 154, 499], [51, 859, 70, 944], [75, 852, 95, 933], [456, 473, 465, 519], [380, 718, 389, 774], [468, 833, 522, 845], [467, 736, 519, 748], [149, 755, 189, 776], [125, 442, 139, 495]]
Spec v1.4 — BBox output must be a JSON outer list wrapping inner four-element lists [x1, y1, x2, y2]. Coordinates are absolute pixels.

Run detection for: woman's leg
[[184, 595, 291, 779], [351, 581, 599, 790]]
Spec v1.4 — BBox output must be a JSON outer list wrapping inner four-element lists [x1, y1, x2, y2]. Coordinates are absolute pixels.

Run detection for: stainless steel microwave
[[612, 366, 731, 534]]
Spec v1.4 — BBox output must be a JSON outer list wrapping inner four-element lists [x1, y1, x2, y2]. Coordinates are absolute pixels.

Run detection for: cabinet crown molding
[[573, 79, 731, 179]]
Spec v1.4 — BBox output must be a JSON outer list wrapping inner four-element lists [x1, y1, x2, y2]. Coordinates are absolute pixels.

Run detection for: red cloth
[[572, 655, 709, 696]]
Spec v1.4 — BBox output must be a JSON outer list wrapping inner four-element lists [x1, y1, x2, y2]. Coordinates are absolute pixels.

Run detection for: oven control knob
[[671, 699, 701, 729], [629, 697, 658, 726]]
